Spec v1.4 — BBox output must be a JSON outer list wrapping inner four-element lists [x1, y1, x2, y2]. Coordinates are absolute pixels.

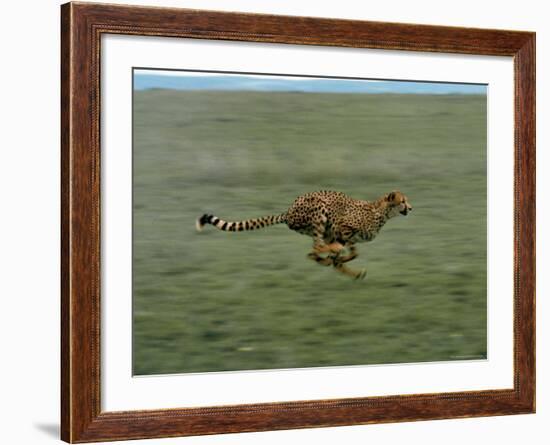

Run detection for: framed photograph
[[61, 2, 535, 442]]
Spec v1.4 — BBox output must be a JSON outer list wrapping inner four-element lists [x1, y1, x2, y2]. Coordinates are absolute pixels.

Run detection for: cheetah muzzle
[[196, 190, 412, 279]]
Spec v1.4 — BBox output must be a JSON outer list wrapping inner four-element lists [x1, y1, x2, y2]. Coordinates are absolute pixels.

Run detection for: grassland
[[132, 89, 487, 375]]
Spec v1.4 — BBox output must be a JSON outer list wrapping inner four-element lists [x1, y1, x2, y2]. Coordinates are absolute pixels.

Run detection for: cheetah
[[196, 190, 412, 279]]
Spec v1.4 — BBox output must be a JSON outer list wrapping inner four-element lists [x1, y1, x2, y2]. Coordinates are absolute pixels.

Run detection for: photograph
[[132, 69, 488, 375]]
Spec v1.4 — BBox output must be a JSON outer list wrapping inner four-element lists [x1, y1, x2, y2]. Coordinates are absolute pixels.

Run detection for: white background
[[0, 0, 546, 444], [103, 36, 514, 411]]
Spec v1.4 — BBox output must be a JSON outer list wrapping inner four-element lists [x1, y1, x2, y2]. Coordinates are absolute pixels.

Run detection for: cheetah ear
[[386, 192, 396, 202]]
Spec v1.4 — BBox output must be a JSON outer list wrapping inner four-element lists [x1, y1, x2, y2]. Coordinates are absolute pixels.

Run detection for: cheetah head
[[385, 191, 413, 217]]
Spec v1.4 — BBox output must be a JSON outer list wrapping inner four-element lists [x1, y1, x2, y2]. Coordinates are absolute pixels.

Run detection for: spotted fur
[[196, 190, 412, 279]]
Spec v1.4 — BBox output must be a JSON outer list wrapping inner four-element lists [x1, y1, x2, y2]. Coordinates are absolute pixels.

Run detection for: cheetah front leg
[[336, 244, 358, 263], [309, 244, 366, 279], [308, 242, 344, 266], [307, 252, 334, 266], [333, 262, 367, 280], [313, 242, 345, 255], [332, 245, 366, 280]]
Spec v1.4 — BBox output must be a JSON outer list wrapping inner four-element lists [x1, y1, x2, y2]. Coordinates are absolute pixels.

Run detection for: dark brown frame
[[61, 2, 535, 442]]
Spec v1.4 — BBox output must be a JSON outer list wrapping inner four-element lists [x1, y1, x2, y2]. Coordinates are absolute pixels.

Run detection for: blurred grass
[[132, 90, 487, 375]]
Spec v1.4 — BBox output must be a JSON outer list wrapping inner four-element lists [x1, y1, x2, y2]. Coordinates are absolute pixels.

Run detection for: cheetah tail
[[195, 213, 287, 233]]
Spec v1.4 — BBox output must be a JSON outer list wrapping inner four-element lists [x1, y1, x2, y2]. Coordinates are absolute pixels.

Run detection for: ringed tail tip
[[195, 213, 210, 232]]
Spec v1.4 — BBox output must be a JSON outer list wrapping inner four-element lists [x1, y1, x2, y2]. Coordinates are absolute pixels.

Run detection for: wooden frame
[[61, 2, 535, 442]]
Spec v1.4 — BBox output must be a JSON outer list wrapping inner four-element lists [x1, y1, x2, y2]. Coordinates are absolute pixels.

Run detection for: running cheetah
[[196, 190, 412, 279]]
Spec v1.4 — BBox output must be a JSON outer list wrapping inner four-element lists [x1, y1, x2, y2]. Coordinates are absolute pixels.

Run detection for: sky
[[133, 69, 487, 95]]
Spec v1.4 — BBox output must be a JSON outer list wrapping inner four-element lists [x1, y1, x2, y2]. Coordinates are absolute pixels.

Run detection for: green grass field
[[132, 89, 487, 375]]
